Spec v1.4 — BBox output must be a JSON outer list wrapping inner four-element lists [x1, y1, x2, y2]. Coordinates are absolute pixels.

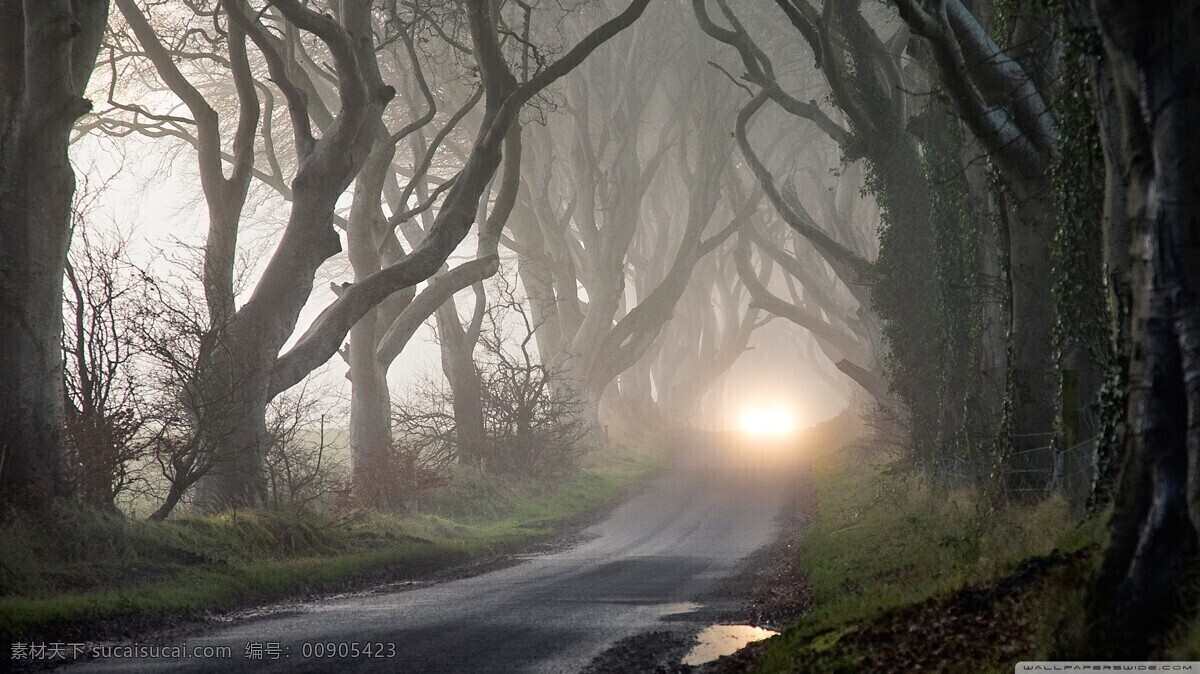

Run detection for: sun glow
[[739, 405, 797, 437]]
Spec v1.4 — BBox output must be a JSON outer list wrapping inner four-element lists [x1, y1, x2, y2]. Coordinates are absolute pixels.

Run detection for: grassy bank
[[0, 436, 666, 642], [749, 431, 1107, 673]]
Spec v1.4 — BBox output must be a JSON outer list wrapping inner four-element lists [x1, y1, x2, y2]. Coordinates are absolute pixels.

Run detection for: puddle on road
[[681, 624, 780, 666]]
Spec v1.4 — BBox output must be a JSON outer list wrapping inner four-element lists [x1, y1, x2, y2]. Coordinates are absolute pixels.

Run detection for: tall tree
[[894, 0, 1063, 492], [650, 242, 770, 422], [107, 0, 652, 510], [1087, 0, 1200, 655], [509, 7, 750, 430], [693, 0, 949, 450], [0, 0, 110, 507], [699, 0, 1064, 489]]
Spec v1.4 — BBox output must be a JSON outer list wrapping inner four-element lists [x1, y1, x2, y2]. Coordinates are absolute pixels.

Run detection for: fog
[[6, 0, 1194, 668], [60, 0, 864, 515]]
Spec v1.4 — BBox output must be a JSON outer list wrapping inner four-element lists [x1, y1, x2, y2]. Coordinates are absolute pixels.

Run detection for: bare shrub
[[132, 244, 260, 520], [390, 376, 460, 473], [390, 274, 589, 480], [861, 394, 912, 463], [474, 276, 589, 476], [63, 411, 145, 509], [263, 379, 351, 512], [350, 439, 449, 512], [61, 224, 156, 509]]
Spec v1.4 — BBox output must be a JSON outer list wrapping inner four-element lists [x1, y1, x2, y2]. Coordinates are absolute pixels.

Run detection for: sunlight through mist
[[738, 405, 797, 437]]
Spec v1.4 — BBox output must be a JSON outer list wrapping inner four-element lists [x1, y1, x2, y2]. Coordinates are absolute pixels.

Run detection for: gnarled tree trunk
[[0, 0, 109, 508], [1088, 0, 1200, 655]]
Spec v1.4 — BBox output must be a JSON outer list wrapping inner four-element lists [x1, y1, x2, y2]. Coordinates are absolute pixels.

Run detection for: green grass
[[0, 435, 667, 641], [753, 437, 1106, 673]]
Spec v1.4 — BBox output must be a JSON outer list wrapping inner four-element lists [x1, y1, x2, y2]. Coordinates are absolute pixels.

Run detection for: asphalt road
[[70, 432, 803, 673]]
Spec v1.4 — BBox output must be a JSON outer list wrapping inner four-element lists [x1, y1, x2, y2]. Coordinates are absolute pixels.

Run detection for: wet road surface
[[71, 432, 804, 673]]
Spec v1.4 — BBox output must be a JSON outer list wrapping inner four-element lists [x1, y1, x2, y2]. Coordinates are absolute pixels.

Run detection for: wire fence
[[924, 434, 1098, 505], [1004, 436, 1096, 498]]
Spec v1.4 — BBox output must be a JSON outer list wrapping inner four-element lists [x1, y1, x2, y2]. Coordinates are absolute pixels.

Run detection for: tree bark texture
[[1089, 0, 1200, 655], [0, 0, 109, 506]]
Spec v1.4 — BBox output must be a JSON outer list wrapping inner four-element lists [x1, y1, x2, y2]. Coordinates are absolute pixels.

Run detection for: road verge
[[709, 417, 1106, 673], [0, 434, 667, 644]]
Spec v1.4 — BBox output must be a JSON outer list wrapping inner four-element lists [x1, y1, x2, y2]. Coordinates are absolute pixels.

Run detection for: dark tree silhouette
[[0, 0, 110, 508], [1085, 0, 1200, 655]]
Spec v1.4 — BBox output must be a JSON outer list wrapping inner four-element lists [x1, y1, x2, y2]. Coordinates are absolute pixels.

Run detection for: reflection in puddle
[[681, 624, 780, 666]]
